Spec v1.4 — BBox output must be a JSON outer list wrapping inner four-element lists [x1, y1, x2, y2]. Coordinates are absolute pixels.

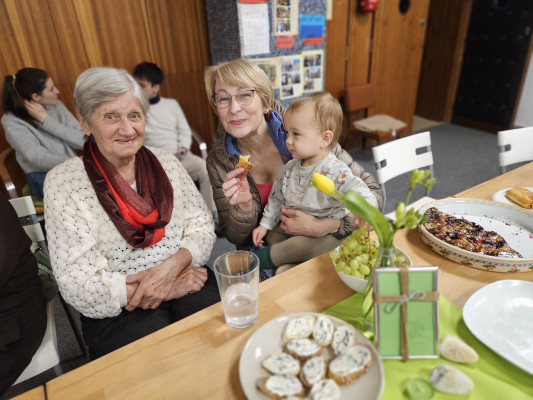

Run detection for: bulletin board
[[205, 0, 327, 107]]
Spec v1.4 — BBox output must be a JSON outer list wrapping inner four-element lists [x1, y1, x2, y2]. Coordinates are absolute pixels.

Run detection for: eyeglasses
[[212, 89, 256, 109]]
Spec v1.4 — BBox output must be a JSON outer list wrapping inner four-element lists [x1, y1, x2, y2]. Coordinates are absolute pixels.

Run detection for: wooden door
[[369, 0, 430, 133], [452, 0, 533, 132]]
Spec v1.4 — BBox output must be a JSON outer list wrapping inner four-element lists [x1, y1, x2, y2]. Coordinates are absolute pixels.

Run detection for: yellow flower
[[311, 172, 335, 194]]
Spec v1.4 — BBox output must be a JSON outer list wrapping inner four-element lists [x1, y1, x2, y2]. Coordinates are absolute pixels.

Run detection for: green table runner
[[324, 293, 533, 400]]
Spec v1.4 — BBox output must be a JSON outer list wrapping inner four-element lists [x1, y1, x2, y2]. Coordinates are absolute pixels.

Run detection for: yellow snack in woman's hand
[[235, 155, 255, 172]]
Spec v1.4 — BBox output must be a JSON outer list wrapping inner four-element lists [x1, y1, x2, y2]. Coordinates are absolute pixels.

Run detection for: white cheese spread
[[264, 375, 303, 397], [262, 352, 300, 375], [310, 379, 341, 400], [302, 356, 326, 386], [313, 315, 334, 346], [331, 325, 355, 355], [329, 345, 371, 376]]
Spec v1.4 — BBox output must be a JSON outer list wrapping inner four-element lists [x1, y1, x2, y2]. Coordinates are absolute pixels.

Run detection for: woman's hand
[[24, 100, 47, 123], [280, 207, 341, 237], [125, 248, 193, 311], [221, 167, 253, 210]]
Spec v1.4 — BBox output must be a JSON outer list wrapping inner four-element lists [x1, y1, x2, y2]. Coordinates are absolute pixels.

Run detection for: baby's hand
[[353, 215, 371, 231], [252, 225, 268, 247]]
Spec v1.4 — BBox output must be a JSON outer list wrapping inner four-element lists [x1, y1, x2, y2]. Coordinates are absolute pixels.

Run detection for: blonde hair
[[286, 92, 343, 148], [204, 58, 274, 115]]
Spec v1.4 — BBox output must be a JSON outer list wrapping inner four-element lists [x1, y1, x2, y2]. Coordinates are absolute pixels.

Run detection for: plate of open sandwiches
[[492, 187, 533, 209], [239, 312, 384, 400], [418, 198, 533, 272]]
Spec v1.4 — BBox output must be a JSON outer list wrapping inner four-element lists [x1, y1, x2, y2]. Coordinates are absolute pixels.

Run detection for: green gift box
[[373, 265, 439, 361]]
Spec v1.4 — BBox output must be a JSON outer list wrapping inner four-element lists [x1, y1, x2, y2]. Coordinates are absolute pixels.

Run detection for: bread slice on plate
[[312, 315, 334, 347], [284, 338, 323, 361], [328, 345, 372, 385], [283, 314, 316, 342], [505, 187, 533, 209], [309, 379, 341, 400], [331, 325, 356, 355], [257, 374, 305, 399], [300, 355, 326, 387], [262, 352, 300, 376]]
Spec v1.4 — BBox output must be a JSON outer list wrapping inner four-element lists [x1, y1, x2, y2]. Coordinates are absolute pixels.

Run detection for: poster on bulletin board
[[274, 0, 299, 36], [252, 57, 280, 89], [280, 55, 302, 99], [302, 49, 323, 93]]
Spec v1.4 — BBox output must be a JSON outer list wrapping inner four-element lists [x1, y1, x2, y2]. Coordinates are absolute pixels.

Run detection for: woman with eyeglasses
[[204, 59, 382, 276], [1, 68, 85, 199]]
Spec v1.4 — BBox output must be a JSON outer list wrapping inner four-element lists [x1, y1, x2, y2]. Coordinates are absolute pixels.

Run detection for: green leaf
[[343, 190, 394, 247]]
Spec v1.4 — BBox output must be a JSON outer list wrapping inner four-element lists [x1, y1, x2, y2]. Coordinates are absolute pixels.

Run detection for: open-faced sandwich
[[505, 187, 533, 209]]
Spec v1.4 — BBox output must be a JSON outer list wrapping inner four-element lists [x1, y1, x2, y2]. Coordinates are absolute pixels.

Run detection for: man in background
[[133, 62, 219, 233]]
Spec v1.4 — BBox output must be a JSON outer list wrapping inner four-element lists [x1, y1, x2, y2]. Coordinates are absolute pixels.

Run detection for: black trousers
[[81, 267, 220, 359]]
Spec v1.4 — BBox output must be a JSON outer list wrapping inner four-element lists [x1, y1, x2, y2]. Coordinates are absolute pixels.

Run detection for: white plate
[[492, 187, 533, 208], [418, 198, 533, 272], [463, 280, 533, 374], [239, 312, 384, 399]]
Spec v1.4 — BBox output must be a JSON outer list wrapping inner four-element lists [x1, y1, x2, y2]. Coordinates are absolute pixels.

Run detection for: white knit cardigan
[[43, 147, 215, 319]]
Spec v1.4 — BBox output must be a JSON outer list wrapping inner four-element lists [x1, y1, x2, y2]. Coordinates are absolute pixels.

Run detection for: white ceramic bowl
[[331, 246, 412, 292]]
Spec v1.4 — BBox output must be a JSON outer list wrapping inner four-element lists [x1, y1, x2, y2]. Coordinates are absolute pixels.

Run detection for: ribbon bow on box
[[373, 264, 439, 361]]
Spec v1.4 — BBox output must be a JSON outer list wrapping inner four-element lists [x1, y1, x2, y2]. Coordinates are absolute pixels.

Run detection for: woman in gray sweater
[[1, 68, 84, 198]]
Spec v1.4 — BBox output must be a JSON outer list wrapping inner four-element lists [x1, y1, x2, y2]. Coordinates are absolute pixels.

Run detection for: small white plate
[[492, 187, 533, 208], [463, 280, 533, 374], [239, 312, 384, 399]]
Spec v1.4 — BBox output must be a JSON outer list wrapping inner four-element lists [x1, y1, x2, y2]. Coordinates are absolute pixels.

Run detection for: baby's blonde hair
[[286, 92, 343, 148]]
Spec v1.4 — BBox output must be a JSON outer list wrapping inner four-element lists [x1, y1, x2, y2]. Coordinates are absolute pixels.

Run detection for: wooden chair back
[[0, 147, 26, 199], [344, 83, 375, 113]]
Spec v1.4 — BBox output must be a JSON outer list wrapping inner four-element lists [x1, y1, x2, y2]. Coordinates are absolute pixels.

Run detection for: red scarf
[[83, 137, 173, 248]]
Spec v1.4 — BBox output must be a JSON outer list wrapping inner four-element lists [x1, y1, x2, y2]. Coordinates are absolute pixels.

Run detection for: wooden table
[[10, 386, 45, 400], [45, 163, 533, 399]]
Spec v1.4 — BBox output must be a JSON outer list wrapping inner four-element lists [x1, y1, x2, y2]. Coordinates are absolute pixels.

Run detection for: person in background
[[0, 193, 46, 394], [203, 58, 382, 276], [132, 62, 219, 232], [251, 92, 378, 270], [44, 67, 219, 359], [1, 68, 84, 199]]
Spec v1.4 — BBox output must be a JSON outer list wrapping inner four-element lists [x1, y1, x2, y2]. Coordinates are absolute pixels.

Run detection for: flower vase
[[361, 245, 396, 341]]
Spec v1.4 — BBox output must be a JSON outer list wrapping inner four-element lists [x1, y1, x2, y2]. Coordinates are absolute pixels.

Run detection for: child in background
[[252, 92, 378, 271]]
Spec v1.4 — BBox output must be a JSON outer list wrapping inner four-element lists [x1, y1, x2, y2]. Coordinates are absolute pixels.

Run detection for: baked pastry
[[309, 379, 341, 400], [328, 345, 372, 385], [505, 187, 533, 209], [262, 352, 300, 376], [331, 325, 356, 355], [312, 315, 334, 347], [423, 207, 522, 258], [300, 355, 326, 387], [283, 314, 316, 342], [257, 375, 305, 399], [284, 338, 323, 361], [235, 154, 255, 172]]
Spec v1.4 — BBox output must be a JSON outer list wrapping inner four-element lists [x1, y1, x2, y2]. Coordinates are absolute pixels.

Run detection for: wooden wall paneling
[[325, 0, 350, 99], [163, 0, 215, 146], [0, 0, 76, 149], [416, 0, 472, 122], [342, 1, 373, 149], [69, 0, 154, 70]]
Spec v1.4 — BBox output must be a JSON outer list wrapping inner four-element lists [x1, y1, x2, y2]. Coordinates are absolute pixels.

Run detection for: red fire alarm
[[359, 0, 378, 12]]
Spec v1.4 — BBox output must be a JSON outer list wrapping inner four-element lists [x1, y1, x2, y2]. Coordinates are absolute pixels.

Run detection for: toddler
[[252, 92, 378, 271]]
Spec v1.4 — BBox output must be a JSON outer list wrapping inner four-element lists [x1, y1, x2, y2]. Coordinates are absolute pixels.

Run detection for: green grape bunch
[[329, 228, 410, 280]]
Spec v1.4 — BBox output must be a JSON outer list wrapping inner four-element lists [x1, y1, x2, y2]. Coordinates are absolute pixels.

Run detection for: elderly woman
[[44, 67, 219, 359], [204, 59, 382, 271], [1, 68, 84, 199]]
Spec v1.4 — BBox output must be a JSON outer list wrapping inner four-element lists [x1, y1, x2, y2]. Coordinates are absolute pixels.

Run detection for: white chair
[[9, 196, 63, 384], [372, 131, 435, 220], [14, 301, 62, 384], [497, 127, 533, 174], [9, 196, 88, 384]]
